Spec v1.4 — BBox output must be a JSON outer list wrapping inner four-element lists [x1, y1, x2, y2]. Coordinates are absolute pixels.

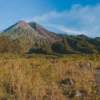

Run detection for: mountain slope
[[2, 20, 60, 52], [51, 35, 100, 54], [3, 20, 43, 39], [3, 20, 60, 41], [29, 22, 60, 42], [0, 36, 22, 53], [1, 20, 100, 54]]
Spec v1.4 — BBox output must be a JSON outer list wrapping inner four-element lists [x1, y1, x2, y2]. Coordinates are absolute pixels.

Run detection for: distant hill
[[95, 37, 100, 41], [55, 36, 100, 54], [76, 34, 89, 39], [1, 20, 100, 54]]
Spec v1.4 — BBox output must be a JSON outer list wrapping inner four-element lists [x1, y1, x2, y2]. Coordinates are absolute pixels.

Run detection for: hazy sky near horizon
[[0, 0, 100, 37]]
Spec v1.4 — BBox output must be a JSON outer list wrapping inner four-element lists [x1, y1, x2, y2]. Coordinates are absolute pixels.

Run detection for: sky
[[0, 0, 100, 37]]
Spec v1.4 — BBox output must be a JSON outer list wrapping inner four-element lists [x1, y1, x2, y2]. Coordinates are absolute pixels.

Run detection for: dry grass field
[[0, 54, 100, 100]]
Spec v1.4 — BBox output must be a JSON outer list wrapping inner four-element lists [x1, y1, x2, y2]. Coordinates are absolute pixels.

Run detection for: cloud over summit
[[32, 4, 100, 37]]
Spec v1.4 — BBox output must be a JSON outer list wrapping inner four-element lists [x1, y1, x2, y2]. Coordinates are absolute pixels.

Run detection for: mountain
[[29, 34, 100, 54], [2, 20, 60, 52], [4, 20, 45, 39], [29, 22, 60, 42], [3, 20, 60, 41], [1, 20, 100, 54]]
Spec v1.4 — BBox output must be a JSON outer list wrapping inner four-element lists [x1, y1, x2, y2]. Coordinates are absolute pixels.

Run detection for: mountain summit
[[1, 20, 100, 54], [2, 20, 60, 51], [4, 20, 31, 31], [4, 20, 42, 38], [3, 20, 60, 41]]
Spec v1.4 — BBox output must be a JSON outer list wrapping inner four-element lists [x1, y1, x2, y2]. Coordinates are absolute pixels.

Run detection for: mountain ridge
[[3, 20, 60, 40], [1, 20, 61, 52], [0, 20, 100, 54]]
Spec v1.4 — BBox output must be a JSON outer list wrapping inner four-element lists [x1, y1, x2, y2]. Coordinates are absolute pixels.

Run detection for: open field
[[0, 54, 100, 100]]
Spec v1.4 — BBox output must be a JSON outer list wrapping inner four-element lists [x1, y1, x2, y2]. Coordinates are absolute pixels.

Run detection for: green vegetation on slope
[[51, 35, 100, 54], [0, 36, 22, 53]]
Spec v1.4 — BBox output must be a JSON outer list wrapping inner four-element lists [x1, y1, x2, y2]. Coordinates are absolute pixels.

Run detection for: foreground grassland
[[0, 54, 100, 100]]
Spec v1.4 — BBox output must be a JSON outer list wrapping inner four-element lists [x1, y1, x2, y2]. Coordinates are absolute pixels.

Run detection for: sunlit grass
[[0, 54, 100, 100]]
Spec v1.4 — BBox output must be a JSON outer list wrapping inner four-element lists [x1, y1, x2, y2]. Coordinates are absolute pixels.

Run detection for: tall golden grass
[[0, 54, 100, 100]]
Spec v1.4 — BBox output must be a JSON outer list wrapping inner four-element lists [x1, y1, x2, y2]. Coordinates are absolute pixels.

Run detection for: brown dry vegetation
[[0, 54, 100, 100]]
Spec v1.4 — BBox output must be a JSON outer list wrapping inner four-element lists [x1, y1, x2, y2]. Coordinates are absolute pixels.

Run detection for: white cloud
[[47, 24, 82, 35], [33, 11, 61, 21], [31, 4, 100, 37]]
